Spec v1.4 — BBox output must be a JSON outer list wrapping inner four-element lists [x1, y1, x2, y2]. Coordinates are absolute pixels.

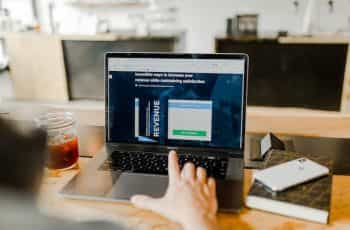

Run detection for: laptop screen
[[106, 54, 247, 150]]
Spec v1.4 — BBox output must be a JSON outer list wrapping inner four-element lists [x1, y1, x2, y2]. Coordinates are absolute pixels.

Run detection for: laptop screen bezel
[[105, 52, 248, 153]]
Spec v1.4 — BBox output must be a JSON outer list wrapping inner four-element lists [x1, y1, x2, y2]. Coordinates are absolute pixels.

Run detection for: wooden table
[[3, 103, 350, 228], [39, 157, 350, 230]]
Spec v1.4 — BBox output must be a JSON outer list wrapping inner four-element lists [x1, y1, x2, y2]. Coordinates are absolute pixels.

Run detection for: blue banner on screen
[[107, 59, 245, 149]]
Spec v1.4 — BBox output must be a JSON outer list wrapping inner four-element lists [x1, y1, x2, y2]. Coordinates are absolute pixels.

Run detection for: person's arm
[[131, 151, 218, 230]]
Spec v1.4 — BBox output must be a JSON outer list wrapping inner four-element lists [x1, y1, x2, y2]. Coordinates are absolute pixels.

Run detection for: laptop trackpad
[[106, 173, 168, 200]]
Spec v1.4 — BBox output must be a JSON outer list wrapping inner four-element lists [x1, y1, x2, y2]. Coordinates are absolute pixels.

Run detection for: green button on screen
[[172, 129, 207, 137]]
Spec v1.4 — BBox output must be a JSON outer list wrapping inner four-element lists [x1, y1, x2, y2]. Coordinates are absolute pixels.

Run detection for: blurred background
[[1, 0, 350, 118]]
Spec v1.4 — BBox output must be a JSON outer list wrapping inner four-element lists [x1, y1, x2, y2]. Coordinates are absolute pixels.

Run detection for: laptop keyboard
[[99, 151, 228, 179]]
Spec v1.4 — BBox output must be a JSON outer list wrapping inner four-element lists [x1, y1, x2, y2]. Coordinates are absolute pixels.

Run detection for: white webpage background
[[168, 100, 212, 141]]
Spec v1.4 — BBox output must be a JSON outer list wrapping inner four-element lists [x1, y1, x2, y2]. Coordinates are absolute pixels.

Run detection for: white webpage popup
[[168, 99, 212, 141]]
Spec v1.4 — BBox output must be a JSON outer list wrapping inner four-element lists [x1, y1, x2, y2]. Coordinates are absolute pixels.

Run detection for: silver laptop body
[[61, 53, 248, 212]]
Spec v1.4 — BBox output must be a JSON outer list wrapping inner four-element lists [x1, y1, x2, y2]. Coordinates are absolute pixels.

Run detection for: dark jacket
[[0, 118, 123, 230]]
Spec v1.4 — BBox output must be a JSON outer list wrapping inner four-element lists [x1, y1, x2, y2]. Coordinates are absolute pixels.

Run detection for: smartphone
[[254, 158, 329, 192]]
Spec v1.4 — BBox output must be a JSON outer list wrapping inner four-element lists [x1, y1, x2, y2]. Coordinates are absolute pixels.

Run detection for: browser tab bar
[[108, 58, 245, 74]]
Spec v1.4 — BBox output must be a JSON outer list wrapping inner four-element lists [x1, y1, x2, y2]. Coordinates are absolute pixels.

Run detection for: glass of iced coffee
[[35, 112, 79, 171]]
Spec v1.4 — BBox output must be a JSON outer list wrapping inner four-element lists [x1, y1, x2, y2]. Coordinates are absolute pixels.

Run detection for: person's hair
[[0, 118, 47, 194]]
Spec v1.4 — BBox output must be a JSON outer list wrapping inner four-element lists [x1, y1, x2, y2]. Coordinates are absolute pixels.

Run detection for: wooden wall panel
[[5, 33, 69, 101], [341, 44, 350, 112]]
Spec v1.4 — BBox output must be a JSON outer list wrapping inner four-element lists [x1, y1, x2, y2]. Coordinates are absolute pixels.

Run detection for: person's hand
[[131, 151, 218, 230]]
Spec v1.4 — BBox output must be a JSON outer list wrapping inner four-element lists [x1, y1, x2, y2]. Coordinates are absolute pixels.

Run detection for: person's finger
[[181, 162, 196, 182], [131, 195, 163, 213], [196, 167, 207, 184], [208, 177, 216, 197], [203, 184, 211, 197], [168, 151, 180, 184], [168, 150, 180, 185]]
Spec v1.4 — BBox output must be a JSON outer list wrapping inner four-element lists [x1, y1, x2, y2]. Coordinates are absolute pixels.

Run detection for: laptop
[[61, 53, 248, 212]]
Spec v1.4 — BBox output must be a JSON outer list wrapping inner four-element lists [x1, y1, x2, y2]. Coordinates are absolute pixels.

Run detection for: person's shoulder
[[0, 195, 124, 230], [0, 211, 124, 230]]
